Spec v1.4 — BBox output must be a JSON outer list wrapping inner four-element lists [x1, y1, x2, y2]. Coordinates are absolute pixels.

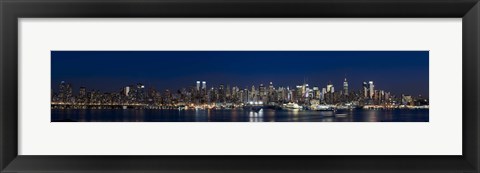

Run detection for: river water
[[51, 109, 429, 122]]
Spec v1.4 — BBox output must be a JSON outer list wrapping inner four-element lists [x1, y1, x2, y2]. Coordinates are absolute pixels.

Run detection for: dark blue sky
[[51, 51, 429, 97]]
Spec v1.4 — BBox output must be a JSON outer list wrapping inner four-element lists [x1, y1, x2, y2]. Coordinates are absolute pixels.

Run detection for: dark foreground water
[[51, 109, 429, 122]]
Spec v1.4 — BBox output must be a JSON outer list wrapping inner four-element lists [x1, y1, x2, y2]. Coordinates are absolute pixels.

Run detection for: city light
[[51, 79, 429, 110]]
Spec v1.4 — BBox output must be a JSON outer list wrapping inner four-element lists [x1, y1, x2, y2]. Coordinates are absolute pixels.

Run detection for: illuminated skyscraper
[[326, 81, 333, 93], [79, 87, 86, 98], [226, 84, 231, 98], [259, 84, 266, 96], [137, 83, 145, 102], [287, 86, 292, 101], [268, 82, 274, 102], [296, 85, 303, 100], [58, 81, 73, 103], [369, 81, 375, 98], [304, 84, 310, 98], [343, 78, 348, 95], [362, 82, 368, 98], [196, 81, 201, 91], [250, 85, 256, 102], [202, 81, 206, 90], [58, 81, 66, 101], [200, 81, 207, 99], [313, 86, 319, 99], [321, 88, 326, 101], [124, 86, 130, 96]]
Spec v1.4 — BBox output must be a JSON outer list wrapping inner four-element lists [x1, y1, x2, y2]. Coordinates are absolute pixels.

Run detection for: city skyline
[[51, 51, 429, 97], [51, 78, 428, 112], [51, 78, 424, 100]]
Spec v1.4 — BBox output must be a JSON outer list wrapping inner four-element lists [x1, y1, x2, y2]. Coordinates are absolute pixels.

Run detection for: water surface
[[51, 109, 429, 122]]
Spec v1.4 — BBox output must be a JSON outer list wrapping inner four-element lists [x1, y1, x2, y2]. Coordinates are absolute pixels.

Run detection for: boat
[[283, 103, 303, 110], [314, 104, 335, 111]]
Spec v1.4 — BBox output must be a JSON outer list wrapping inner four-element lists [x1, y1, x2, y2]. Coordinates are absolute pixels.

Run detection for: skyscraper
[[321, 88, 326, 101], [202, 81, 206, 90], [79, 87, 86, 98], [313, 86, 319, 99], [196, 81, 201, 91], [369, 81, 375, 99], [200, 81, 207, 98], [343, 78, 348, 95], [226, 84, 231, 98], [363, 82, 368, 98], [268, 82, 274, 102], [326, 81, 333, 93], [124, 86, 130, 96], [58, 81, 73, 103], [58, 81, 66, 101], [137, 83, 145, 101], [250, 85, 256, 102]]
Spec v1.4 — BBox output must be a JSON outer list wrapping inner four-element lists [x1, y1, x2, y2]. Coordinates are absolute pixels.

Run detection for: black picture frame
[[1, 0, 479, 172]]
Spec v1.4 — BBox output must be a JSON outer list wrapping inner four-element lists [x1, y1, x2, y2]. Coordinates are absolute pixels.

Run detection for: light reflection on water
[[364, 110, 379, 122], [51, 109, 429, 122], [248, 110, 264, 122]]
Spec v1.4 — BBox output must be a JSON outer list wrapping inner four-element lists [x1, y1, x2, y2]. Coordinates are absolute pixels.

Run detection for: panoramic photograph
[[51, 51, 429, 122]]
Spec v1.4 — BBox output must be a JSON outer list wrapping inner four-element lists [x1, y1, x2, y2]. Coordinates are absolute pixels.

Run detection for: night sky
[[51, 51, 429, 97]]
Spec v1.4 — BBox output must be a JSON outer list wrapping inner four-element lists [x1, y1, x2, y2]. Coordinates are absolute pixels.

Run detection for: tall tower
[[363, 82, 368, 98], [268, 82, 274, 94], [201, 81, 207, 96], [58, 81, 66, 102], [343, 78, 349, 96], [368, 81, 375, 99], [226, 84, 231, 98], [321, 88, 326, 101], [196, 81, 201, 91], [219, 84, 225, 102], [251, 85, 256, 102], [202, 81, 206, 90], [313, 86, 319, 99], [326, 81, 333, 93], [268, 82, 274, 102], [136, 83, 145, 102], [79, 87, 86, 98]]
